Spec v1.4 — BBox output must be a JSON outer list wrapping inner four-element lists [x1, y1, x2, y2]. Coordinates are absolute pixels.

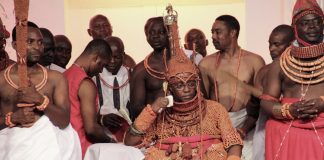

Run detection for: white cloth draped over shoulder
[[0, 116, 82, 160], [229, 108, 254, 160], [84, 143, 144, 160]]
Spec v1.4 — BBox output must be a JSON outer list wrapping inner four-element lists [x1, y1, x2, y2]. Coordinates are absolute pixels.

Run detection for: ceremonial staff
[[14, 0, 29, 88]]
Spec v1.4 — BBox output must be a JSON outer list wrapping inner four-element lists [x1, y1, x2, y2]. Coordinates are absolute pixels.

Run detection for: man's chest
[[213, 61, 255, 85]]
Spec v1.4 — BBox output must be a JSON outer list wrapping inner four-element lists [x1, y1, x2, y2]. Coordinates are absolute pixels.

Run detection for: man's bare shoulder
[[242, 50, 264, 62], [47, 69, 67, 84], [255, 63, 272, 85], [131, 61, 146, 78], [241, 49, 266, 70], [268, 60, 281, 73], [198, 52, 218, 70], [258, 63, 272, 76]]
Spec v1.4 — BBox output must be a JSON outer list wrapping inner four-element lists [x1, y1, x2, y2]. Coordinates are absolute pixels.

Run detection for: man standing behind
[[199, 15, 265, 160], [253, 24, 294, 160], [64, 39, 116, 158], [53, 35, 72, 69], [184, 28, 208, 57], [261, 0, 324, 159], [88, 14, 136, 69], [129, 17, 170, 120], [93, 36, 132, 142], [39, 28, 65, 72]]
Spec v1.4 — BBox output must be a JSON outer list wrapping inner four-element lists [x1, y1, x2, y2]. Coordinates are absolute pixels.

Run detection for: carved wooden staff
[[14, 0, 29, 88]]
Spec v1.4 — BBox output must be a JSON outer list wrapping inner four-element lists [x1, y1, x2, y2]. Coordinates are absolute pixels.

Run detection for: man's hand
[[151, 97, 169, 113], [11, 107, 36, 125], [102, 113, 123, 128], [289, 98, 323, 120], [17, 82, 44, 106]]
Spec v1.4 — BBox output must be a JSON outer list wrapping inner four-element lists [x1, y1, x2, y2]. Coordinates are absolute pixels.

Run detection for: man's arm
[[129, 64, 146, 121], [260, 61, 282, 115], [79, 78, 115, 143], [44, 72, 70, 129], [198, 60, 211, 98], [252, 54, 266, 83], [239, 55, 265, 137], [17, 72, 70, 129]]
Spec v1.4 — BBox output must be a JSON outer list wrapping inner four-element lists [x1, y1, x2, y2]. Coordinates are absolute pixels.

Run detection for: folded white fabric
[[0, 116, 82, 160], [84, 143, 144, 160]]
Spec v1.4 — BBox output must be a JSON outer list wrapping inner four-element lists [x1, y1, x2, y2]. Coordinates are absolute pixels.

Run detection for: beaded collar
[[291, 39, 324, 58]]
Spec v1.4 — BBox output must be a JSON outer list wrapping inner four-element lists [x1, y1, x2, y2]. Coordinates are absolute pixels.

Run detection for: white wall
[[65, 3, 246, 66], [0, 0, 65, 60]]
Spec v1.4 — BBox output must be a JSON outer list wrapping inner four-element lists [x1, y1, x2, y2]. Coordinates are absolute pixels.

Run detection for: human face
[[211, 20, 232, 51], [185, 30, 207, 57], [26, 27, 44, 65], [296, 13, 323, 45], [89, 16, 112, 40], [268, 32, 291, 60], [169, 73, 197, 102], [146, 20, 168, 51], [106, 44, 123, 75], [88, 55, 107, 77], [41, 34, 55, 66], [54, 37, 72, 68]]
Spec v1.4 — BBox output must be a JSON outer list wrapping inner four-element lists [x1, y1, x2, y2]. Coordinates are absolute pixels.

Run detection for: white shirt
[[93, 66, 131, 124], [184, 49, 203, 65]]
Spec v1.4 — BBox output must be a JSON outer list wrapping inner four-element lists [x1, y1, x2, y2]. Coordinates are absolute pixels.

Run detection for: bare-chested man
[[261, 0, 324, 159], [199, 15, 265, 160], [88, 14, 136, 69], [253, 24, 294, 160], [0, 22, 81, 160], [129, 17, 170, 120]]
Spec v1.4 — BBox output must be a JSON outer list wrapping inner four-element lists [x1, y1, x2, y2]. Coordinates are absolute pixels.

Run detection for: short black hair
[[82, 39, 112, 58], [216, 15, 240, 38], [12, 21, 39, 41], [271, 24, 295, 43], [144, 16, 164, 35], [40, 28, 55, 43]]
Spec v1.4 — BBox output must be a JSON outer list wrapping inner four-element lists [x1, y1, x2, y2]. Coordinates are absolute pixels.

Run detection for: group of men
[[0, 0, 323, 160]]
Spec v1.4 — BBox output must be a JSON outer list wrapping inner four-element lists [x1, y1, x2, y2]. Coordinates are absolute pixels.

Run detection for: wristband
[[36, 95, 49, 111], [5, 112, 16, 127]]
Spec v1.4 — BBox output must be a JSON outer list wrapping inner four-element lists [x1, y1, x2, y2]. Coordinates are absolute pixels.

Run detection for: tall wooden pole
[[14, 0, 29, 88]]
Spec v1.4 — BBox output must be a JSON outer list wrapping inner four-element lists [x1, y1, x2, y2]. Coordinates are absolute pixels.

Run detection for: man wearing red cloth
[[260, 0, 324, 159], [64, 39, 116, 158]]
